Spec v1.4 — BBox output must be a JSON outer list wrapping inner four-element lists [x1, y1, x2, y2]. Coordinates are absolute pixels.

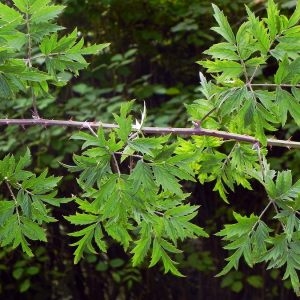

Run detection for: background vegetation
[[0, 0, 300, 299]]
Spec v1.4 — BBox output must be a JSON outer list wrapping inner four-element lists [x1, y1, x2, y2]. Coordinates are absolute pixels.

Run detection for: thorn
[[32, 111, 40, 119], [192, 120, 201, 129], [286, 136, 293, 150], [252, 142, 260, 150]]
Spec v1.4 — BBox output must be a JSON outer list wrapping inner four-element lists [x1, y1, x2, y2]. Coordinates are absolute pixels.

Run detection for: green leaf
[[0, 74, 13, 99], [0, 3, 23, 24], [128, 136, 168, 156], [113, 101, 133, 142], [21, 218, 47, 242], [129, 160, 156, 193], [65, 213, 98, 225], [30, 5, 65, 24], [211, 4, 236, 44], [0, 201, 15, 225], [274, 55, 290, 84], [198, 60, 243, 79], [16, 148, 31, 171], [266, 0, 280, 39], [131, 223, 152, 266], [288, 0, 300, 27], [149, 238, 163, 267], [236, 22, 258, 60], [12, 0, 28, 12], [204, 43, 239, 60], [94, 225, 107, 252], [246, 6, 270, 55], [80, 43, 110, 55], [152, 164, 182, 195], [72, 227, 95, 264]]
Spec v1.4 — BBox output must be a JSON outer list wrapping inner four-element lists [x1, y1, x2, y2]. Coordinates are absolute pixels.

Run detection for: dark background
[[0, 0, 299, 299]]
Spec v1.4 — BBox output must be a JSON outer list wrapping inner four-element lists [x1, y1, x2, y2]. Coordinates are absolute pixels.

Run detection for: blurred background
[[0, 0, 299, 299]]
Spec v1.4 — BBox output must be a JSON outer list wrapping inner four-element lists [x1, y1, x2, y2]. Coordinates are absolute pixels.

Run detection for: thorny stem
[[5, 181, 21, 225], [0, 118, 300, 149]]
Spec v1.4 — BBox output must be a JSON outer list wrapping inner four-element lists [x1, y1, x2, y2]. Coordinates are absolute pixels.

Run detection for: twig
[[254, 142, 266, 181], [0, 118, 300, 149], [198, 106, 217, 126], [112, 153, 121, 176]]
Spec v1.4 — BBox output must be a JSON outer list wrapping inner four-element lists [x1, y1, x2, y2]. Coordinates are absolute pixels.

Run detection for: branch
[[0, 118, 300, 149]]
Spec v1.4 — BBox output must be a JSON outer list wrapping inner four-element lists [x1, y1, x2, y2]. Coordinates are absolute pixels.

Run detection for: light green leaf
[[204, 43, 239, 60], [288, 0, 300, 27], [65, 213, 98, 225], [80, 43, 110, 55], [266, 0, 280, 39], [152, 164, 182, 195], [246, 6, 270, 55], [30, 5, 65, 24], [0, 3, 23, 24], [94, 225, 107, 252], [211, 4, 236, 44], [129, 160, 156, 193], [274, 55, 290, 84], [198, 60, 243, 79]]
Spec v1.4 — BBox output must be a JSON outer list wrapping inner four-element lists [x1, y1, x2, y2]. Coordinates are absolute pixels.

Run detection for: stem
[[85, 121, 121, 175], [30, 86, 40, 118], [198, 106, 217, 126], [5, 181, 21, 225], [112, 153, 121, 176], [250, 199, 273, 233], [0, 118, 300, 149], [254, 142, 266, 181], [220, 142, 238, 171], [85, 122, 98, 137], [25, 9, 39, 118], [271, 200, 287, 231], [114, 152, 143, 159], [25, 11, 32, 68]]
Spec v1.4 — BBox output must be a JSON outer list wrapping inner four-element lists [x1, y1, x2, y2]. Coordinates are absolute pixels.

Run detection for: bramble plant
[[1, 0, 300, 295]]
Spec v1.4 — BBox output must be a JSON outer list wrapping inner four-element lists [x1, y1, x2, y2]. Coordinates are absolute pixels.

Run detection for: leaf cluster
[[195, 0, 300, 145], [0, 148, 65, 256], [0, 0, 109, 99], [65, 102, 208, 275]]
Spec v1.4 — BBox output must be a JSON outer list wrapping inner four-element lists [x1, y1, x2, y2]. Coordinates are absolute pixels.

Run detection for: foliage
[[0, 0, 300, 298]]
